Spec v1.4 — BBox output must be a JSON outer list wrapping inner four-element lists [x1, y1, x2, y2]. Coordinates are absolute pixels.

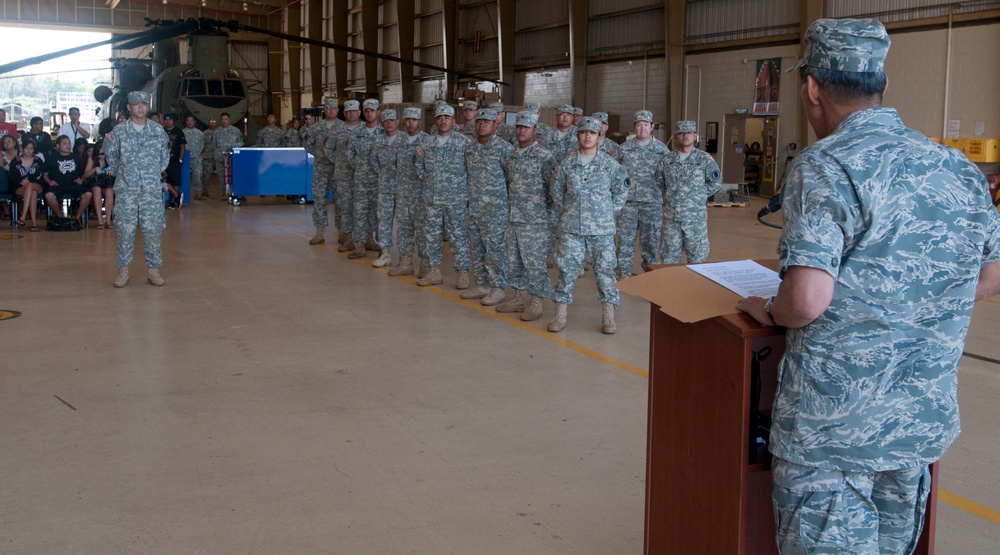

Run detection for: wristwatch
[[763, 296, 777, 326]]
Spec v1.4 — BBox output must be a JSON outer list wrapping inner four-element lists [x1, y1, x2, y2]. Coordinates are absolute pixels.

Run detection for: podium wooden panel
[[643, 299, 938, 554]]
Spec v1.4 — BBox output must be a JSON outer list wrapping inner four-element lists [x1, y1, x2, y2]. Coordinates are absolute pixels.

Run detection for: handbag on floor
[[46, 215, 82, 231]]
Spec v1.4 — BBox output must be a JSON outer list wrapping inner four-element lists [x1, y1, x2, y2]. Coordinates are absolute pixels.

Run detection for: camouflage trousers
[[616, 200, 662, 275], [188, 153, 204, 194], [376, 179, 398, 250], [395, 194, 423, 257], [352, 175, 378, 244], [423, 202, 470, 270], [202, 150, 216, 183], [508, 222, 553, 298], [115, 185, 166, 269], [661, 216, 710, 264], [468, 211, 508, 288], [552, 233, 619, 307], [310, 162, 335, 229], [334, 178, 354, 237], [772, 458, 930, 555]]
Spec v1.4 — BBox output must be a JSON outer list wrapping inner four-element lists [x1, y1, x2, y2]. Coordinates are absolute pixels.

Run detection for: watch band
[[764, 296, 777, 326]]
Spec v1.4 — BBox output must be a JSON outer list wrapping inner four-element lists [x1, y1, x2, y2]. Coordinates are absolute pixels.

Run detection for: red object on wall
[[473, 31, 481, 54]]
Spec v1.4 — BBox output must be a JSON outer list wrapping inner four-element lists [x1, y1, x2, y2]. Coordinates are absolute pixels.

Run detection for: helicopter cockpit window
[[184, 79, 206, 96], [225, 80, 245, 97], [207, 80, 224, 96]]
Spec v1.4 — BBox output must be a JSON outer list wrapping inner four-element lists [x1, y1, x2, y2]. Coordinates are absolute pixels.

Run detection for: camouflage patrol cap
[[462, 101, 478, 111], [577, 117, 601, 133], [323, 97, 339, 107], [789, 18, 890, 73], [344, 100, 361, 111], [524, 102, 540, 113], [572, 107, 583, 116], [674, 120, 697, 133], [435, 104, 455, 118], [403, 107, 422, 120], [380, 109, 397, 121], [363, 99, 379, 111], [634, 110, 653, 123], [488, 102, 504, 112], [127, 91, 150, 105], [592, 112, 609, 124], [475, 108, 498, 121], [515, 111, 538, 128], [556, 104, 574, 115]]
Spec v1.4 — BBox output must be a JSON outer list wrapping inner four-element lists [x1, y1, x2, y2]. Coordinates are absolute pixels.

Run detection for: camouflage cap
[[634, 110, 653, 123], [323, 97, 339, 107], [515, 111, 538, 128], [403, 107, 422, 120], [572, 107, 584, 116], [592, 111, 609, 124], [674, 120, 697, 133], [462, 100, 478, 111], [524, 102, 540, 113], [435, 104, 455, 118], [789, 18, 890, 73], [343, 100, 361, 111], [126, 91, 150, 105], [380, 109, 397, 121], [488, 102, 504, 112], [362, 98, 380, 110], [475, 108, 498, 121], [577, 117, 601, 133], [556, 104, 574, 115]]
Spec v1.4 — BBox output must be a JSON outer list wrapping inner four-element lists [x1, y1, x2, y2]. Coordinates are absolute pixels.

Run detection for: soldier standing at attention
[[305, 99, 342, 245], [104, 91, 170, 288], [414, 104, 472, 289], [548, 117, 629, 334], [212, 112, 244, 198], [541, 104, 578, 164], [489, 102, 516, 144], [346, 99, 386, 259], [616, 110, 669, 278], [255, 113, 285, 147], [655, 120, 721, 264], [182, 115, 205, 200], [737, 18, 1000, 553], [461, 108, 514, 306], [326, 100, 364, 251], [285, 118, 303, 148], [370, 109, 400, 268], [591, 111, 620, 160], [458, 100, 478, 139], [571, 107, 583, 127], [386, 107, 429, 277], [200, 118, 216, 198], [496, 111, 558, 321]]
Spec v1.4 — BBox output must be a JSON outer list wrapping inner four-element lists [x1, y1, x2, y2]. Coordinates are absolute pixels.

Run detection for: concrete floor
[[1, 194, 998, 554]]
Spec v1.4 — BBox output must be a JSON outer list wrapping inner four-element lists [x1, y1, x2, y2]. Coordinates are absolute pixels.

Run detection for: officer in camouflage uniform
[[346, 99, 386, 258], [522, 102, 552, 144], [458, 100, 478, 139], [572, 106, 583, 127], [414, 103, 472, 289], [461, 108, 514, 306], [616, 110, 669, 278], [369, 109, 401, 268], [212, 112, 244, 198], [489, 102, 516, 145], [592, 111, 620, 160], [736, 18, 1000, 553], [284, 118, 303, 148], [104, 91, 170, 288], [549, 117, 630, 334], [539, 104, 577, 165], [327, 100, 364, 251], [182, 115, 205, 199], [496, 111, 558, 321], [655, 120, 721, 263], [255, 113, 285, 147], [386, 107, 430, 277], [304, 98, 342, 245], [201, 118, 216, 198]]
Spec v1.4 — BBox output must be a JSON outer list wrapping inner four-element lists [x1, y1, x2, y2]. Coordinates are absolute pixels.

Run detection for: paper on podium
[[617, 260, 780, 323]]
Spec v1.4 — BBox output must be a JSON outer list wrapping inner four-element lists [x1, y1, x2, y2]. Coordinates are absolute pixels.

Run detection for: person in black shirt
[[9, 139, 44, 230], [162, 113, 186, 209], [42, 135, 91, 221], [22, 117, 53, 159]]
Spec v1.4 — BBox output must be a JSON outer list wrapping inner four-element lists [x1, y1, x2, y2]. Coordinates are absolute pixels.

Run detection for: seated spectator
[[9, 139, 44, 231], [73, 137, 89, 160], [22, 117, 53, 160], [84, 140, 115, 229], [2, 134, 19, 171], [42, 135, 91, 222]]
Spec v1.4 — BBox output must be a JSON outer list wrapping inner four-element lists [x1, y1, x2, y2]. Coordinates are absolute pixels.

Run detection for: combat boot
[[455, 269, 470, 290], [337, 233, 353, 252], [495, 289, 530, 313], [113, 267, 129, 288], [365, 236, 380, 252], [602, 302, 616, 334], [416, 266, 443, 286], [372, 250, 392, 268], [348, 242, 367, 259], [520, 295, 544, 322], [547, 302, 567, 332], [147, 267, 165, 286], [388, 258, 414, 276], [418, 258, 430, 279], [481, 287, 506, 306], [309, 228, 325, 245], [459, 284, 490, 299], [338, 232, 350, 246]]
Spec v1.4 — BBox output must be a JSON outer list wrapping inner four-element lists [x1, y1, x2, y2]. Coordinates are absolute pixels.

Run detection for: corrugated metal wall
[[589, 0, 661, 17], [457, 0, 500, 77], [686, 0, 800, 44], [0, 0, 269, 31], [414, 0, 445, 80], [230, 41, 268, 118], [346, 0, 365, 91], [828, 0, 1000, 21], [514, 0, 568, 66], [589, 9, 665, 57], [379, 0, 401, 84]]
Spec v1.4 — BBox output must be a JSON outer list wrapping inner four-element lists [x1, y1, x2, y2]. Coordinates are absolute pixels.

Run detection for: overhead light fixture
[[201, 0, 207, 6], [162, 0, 167, 4], [242, 2, 248, 11]]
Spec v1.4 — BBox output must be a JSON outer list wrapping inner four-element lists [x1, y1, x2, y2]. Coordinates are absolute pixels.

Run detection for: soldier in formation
[[212, 113, 244, 198], [328, 100, 364, 251], [182, 115, 205, 200], [370, 109, 401, 268], [305, 98, 342, 245], [385, 107, 429, 277], [615, 110, 669, 278], [256, 113, 285, 147], [200, 118, 216, 198], [346, 99, 386, 259]]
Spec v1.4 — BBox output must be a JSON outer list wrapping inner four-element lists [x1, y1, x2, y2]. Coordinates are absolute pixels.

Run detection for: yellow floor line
[[938, 489, 1000, 525]]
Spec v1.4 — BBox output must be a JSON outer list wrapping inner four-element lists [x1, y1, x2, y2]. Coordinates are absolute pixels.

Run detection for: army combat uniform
[[414, 126, 472, 278], [304, 113, 342, 232], [347, 118, 386, 254], [655, 141, 721, 264], [388, 113, 429, 275], [201, 126, 216, 193], [255, 125, 285, 147], [182, 125, 205, 197], [616, 122, 669, 276], [326, 118, 364, 246], [212, 124, 244, 194]]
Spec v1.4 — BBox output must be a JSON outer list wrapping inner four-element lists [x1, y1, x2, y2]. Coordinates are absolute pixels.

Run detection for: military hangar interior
[[1, 0, 999, 552]]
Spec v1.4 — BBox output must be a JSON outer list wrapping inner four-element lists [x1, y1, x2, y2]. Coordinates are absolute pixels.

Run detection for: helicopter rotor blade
[[113, 20, 199, 51]]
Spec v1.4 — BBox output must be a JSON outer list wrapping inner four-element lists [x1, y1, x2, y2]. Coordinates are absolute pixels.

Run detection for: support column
[[396, 0, 415, 102], [665, 0, 685, 128], [287, 1, 302, 116], [267, 14, 283, 116], [331, 0, 349, 99], [362, 0, 379, 98], [798, 0, 824, 147], [443, 0, 458, 100], [308, 0, 324, 106], [497, 0, 515, 104], [568, 0, 588, 111]]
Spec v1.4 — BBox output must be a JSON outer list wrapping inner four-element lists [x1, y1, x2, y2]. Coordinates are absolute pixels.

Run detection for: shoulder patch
[[710, 169, 721, 180]]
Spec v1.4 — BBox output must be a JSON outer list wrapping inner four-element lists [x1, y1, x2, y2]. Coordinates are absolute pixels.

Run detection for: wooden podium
[[642, 282, 938, 553]]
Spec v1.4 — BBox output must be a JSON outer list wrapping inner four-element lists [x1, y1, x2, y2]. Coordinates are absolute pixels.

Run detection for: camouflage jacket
[[655, 148, 721, 221], [256, 125, 285, 147], [414, 131, 471, 205], [465, 134, 514, 217], [347, 124, 387, 182], [538, 125, 577, 166], [182, 127, 205, 156], [212, 126, 244, 154], [619, 136, 669, 203], [306, 118, 341, 166], [551, 150, 629, 235], [503, 142, 558, 225], [327, 121, 363, 180], [103, 118, 169, 194]]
